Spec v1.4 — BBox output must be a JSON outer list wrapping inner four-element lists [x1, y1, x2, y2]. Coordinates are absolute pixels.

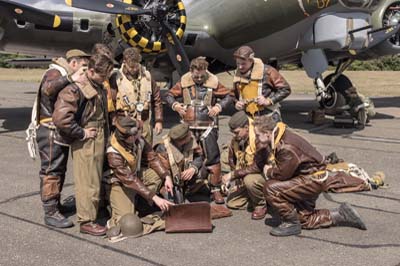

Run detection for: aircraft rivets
[[14, 8, 23, 15]]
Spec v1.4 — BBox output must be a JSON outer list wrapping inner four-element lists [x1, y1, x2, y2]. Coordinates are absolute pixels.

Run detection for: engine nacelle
[[367, 0, 400, 57], [115, 0, 186, 54], [339, 0, 380, 10]]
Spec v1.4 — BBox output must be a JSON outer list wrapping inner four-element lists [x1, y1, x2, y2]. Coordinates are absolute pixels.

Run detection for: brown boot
[[251, 206, 267, 220], [212, 190, 225, 204], [208, 164, 224, 204], [80, 222, 107, 236]]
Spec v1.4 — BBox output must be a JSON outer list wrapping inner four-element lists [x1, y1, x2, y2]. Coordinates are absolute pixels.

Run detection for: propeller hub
[[153, 4, 169, 21]]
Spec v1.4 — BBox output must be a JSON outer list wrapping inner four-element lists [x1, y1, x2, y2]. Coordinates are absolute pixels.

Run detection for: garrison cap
[[229, 111, 249, 130], [233, 46, 255, 60], [115, 116, 139, 136], [66, 49, 91, 60], [169, 123, 190, 140]]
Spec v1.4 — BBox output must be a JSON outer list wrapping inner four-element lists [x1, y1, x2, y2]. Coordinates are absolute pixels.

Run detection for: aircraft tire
[[322, 74, 352, 115]]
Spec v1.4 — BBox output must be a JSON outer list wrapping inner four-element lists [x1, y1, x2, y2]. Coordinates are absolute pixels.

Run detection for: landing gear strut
[[314, 59, 354, 115], [313, 59, 371, 129]]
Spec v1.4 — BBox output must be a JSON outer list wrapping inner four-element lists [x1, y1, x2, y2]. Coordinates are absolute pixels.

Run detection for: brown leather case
[[165, 202, 212, 233]]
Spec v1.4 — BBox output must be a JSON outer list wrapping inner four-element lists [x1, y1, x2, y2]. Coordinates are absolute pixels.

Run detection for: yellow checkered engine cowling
[[116, 0, 186, 54]]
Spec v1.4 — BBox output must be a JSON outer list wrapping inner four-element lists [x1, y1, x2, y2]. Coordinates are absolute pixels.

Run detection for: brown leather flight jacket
[[52, 81, 108, 144], [107, 139, 169, 203], [233, 59, 291, 105], [165, 72, 233, 112], [38, 69, 70, 122], [233, 129, 325, 181]]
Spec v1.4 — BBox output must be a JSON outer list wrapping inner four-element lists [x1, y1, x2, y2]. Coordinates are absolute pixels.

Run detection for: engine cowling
[[368, 0, 400, 56], [115, 0, 187, 54]]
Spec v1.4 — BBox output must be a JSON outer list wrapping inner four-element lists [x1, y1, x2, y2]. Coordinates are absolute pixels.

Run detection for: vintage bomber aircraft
[[1, 0, 400, 112]]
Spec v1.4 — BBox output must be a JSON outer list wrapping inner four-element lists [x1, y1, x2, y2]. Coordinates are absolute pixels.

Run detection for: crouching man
[[223, 111, 267, 220], [105, 116, 174, 239], [251, 115, 377, 236], [154, 123, 209, 203]]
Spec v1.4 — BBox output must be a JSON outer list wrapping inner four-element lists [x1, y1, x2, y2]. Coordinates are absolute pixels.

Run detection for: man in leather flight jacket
[[36, 49, 90, 228], [165, 57, 233, 204], [232, 46, 291, 157], [53, 54, 114, 236], [109, 47, 163, 145], [226, 115, 375, 237], [105, 116, 173, 235]]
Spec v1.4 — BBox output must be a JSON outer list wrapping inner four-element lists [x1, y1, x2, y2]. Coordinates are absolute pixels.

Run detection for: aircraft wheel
[[321, 74, 351, 115]]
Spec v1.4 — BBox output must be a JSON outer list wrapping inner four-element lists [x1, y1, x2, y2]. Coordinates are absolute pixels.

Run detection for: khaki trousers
[[226, 174, 266, 209], [71, 127, 105, 224], [108, 168, 162, 228]]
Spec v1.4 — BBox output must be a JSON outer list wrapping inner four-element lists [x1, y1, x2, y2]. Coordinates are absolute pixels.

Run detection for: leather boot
[[331, 202, 367, 230], [58, 195, 76, 214], [211, 190, 225, 205], [251, 206, 267, 220], [44, 204, 73, 228], [80, 222, 107, 236], [208, 164, 225, 204], [270, 210, 301, 237]]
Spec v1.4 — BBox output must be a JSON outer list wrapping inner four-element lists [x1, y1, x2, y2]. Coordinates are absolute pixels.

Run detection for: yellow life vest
[[267, 122, 286, 166], [238, 80, 263, 115], [103, 79, 115, 112], [110, 133, 138, 171], [233, 139, 255, 170]]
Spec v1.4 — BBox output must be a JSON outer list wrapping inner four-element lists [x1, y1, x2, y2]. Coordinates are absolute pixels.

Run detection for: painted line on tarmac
[[343, 135, 400, 144]]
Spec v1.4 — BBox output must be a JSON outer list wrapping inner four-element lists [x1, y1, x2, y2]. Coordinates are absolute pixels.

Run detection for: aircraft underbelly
[[184, 0, 341, 49]]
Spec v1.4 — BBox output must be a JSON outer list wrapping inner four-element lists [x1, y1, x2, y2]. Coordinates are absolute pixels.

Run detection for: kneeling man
[[105, 116, 174, 237], [252, 116, 375, 236]]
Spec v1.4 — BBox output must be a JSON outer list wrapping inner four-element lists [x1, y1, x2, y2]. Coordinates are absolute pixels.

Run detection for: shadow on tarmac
[[296, 235, 400, 249], [0, 211, 166, 266], [322, 193, 400, 215]]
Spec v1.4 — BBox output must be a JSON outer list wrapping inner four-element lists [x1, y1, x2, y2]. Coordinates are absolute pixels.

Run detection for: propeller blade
[[0, 0, 61, 28], [161, 21, 190, 76], [65, 0, 152, 16]]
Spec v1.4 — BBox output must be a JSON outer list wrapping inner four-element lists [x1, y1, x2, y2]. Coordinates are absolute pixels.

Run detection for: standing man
[[233, 46, 291, 154], [106, 116, 173, 237], [91, 43, 117, 125], [154, 123, 207, 202], [109, 47, 163, 144], [35, 49, 90, 228], [53, 54, 114, 236], [238, 115, 377, 236], [224, 111, 267, 220], [165, 57, 233, 204]]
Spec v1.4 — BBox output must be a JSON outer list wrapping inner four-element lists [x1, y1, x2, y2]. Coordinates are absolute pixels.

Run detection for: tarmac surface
[[0, 80, 399, 266]]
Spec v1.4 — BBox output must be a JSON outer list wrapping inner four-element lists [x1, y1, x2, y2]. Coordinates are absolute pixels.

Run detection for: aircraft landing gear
[[313, 59, 371, 129], [314, 59, 353, 115]]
